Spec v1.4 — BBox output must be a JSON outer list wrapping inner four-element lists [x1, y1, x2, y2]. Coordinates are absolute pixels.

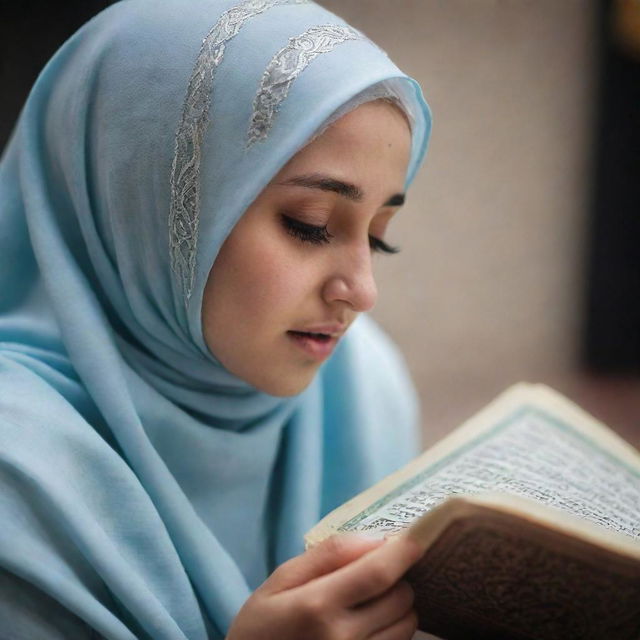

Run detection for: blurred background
[[2, 0, 639, 447], [319, 0, 640, 448]]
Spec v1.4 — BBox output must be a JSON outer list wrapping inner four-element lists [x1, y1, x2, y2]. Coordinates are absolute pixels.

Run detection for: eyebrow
[[277, 172, 405, 208]]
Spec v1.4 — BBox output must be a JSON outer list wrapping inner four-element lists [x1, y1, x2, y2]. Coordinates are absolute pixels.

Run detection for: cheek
[[233, 246, 301, 325], [204, 228, 315, 347]]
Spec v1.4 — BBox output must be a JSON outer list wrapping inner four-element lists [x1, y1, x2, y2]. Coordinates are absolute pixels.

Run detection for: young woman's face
[[202, 100, 412, 396]]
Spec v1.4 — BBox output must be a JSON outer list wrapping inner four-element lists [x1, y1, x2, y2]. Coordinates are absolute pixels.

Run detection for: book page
[[338, 406, 640, 539]]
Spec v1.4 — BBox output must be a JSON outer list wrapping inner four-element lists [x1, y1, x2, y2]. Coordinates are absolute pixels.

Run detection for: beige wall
[[315, 1, 621, 445]]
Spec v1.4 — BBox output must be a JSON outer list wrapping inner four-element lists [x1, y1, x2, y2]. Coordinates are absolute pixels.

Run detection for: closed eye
[[369, 236, 400, 255], [281, 214, 333, 245], [281, 213, 400, 255]]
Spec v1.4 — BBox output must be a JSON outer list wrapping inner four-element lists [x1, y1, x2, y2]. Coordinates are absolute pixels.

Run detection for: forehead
[[274, 101, 412, 192], [311, 100, 411, 152]]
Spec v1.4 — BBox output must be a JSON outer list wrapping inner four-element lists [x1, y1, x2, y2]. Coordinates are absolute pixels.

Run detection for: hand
[[226, 533, 423, 640]]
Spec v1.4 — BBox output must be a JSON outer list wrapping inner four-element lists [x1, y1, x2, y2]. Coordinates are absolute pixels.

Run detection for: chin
[[253, 369, 318, 397]]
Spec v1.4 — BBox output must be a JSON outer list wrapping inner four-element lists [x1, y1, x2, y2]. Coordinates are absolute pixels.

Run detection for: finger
[[350, 580, 415, 637], [264, 534, 385, 593], [368, 608, 418, 640], [319, 533, 423, 607]]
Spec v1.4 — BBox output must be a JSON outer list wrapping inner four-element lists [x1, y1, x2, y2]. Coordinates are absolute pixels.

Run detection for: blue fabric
[[0, 0, 431, 638]]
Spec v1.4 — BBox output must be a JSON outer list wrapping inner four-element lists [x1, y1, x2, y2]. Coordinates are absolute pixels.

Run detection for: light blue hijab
[[0, 0, 431, 637]]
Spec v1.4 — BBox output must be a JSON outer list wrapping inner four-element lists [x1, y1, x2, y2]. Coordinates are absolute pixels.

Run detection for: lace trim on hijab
[[246, 24, 362, 146], [169, 0, 308, 305]]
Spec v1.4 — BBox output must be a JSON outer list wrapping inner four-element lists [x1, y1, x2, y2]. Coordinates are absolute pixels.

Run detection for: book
[[305, 383, 640, 640]]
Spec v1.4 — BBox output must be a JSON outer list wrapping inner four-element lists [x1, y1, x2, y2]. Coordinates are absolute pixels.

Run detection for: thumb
[[265, 534, 385, 593]]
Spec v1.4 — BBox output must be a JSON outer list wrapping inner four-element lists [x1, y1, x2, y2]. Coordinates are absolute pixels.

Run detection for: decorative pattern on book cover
[[409, 512, 640, 640]]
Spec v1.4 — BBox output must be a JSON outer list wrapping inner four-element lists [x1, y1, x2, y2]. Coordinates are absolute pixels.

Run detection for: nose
[[322, 243, 378, 312]]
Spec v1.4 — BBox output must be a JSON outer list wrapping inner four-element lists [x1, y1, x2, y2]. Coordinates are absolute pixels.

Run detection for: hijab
[[0, 0, 431, 637]]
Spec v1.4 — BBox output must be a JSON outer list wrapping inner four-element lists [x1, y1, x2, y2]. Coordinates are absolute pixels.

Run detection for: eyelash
[[280, 214, 400, 255]]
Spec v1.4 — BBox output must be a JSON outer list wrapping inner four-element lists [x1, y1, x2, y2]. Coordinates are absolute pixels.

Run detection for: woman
[[0, 0, 431, 637]]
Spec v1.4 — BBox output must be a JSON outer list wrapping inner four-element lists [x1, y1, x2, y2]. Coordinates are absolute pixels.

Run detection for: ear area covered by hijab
[[0, 0, 431, 638]]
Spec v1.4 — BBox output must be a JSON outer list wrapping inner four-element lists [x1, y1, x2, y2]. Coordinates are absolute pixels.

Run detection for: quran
[[305, 384, 640, 640]]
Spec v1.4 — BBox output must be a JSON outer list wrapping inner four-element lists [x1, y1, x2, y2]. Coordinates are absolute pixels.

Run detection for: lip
[[286, 324, 346, 361], [289, 323, 347, 337], [287, 332, 339, 360]]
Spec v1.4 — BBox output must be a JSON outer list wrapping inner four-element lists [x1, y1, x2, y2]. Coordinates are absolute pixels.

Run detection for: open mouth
[[286, 330, 339, 360], [287, 330, 332, 342]]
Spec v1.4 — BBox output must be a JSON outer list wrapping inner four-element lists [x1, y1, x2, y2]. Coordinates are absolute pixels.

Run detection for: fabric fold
[[0, 0, 431, 636]]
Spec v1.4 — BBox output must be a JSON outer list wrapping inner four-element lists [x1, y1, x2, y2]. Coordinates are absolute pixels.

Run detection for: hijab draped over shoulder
[[0, 0, 431, 637]]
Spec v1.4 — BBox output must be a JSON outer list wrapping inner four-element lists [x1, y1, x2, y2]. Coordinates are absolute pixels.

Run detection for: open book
[[305, 384, 640, 640]]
